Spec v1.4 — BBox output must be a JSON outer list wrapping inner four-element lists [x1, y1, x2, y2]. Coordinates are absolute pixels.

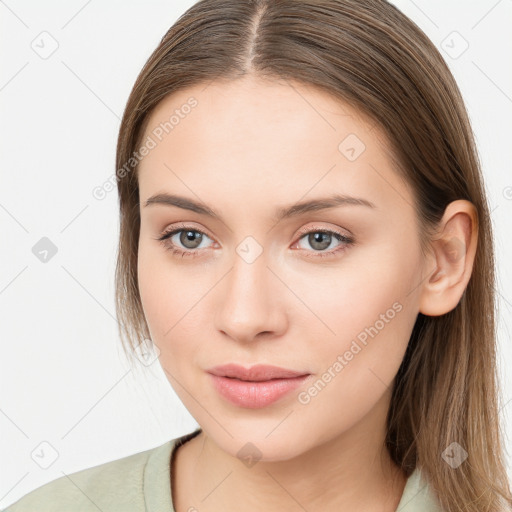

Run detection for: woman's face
[[137, 76, 428, 461]]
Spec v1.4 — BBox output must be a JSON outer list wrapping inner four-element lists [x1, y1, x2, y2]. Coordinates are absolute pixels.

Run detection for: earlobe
[[419, 200, 478, 317]]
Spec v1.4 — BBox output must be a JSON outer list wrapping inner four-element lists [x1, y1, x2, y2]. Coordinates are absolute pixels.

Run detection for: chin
[[201, 418, 313, 463]]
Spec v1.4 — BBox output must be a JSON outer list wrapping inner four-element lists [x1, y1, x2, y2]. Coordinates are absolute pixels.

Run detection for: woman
[[7, 0, 511, 511]]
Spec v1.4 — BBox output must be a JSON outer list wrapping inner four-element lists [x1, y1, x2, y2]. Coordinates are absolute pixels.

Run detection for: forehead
[[137, 76, 411, 216], [141, 75, 381, 153]]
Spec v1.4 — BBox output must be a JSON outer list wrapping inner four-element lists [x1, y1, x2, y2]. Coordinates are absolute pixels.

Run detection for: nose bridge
[[214, 243, 285, 341]]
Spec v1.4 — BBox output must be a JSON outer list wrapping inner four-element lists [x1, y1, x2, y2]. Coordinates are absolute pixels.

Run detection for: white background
[[1, 0, 511, 507]]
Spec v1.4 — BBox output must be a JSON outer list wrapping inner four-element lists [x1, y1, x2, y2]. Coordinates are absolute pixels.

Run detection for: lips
[[207, 363, 309, 381], [207, 364, 312, 408]]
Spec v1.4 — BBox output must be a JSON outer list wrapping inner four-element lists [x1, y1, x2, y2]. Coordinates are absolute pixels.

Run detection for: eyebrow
[[144, 192, 376, 223]]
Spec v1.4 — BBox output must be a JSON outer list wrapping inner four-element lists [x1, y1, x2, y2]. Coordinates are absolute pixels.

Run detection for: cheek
[[291, 242, 421, 405], [290, 239, 419, 343], [293, 266, 418, 444], [137, 246, 170, 335], [137, 242, 213, 359]]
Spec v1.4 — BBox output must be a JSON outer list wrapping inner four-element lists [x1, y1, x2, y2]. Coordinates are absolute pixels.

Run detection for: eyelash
[[155, 223, 354, 259]]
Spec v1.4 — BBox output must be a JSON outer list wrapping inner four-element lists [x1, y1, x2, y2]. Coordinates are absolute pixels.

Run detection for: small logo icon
[[237, 442, 263, 468], [444, 236, 465, 263], [441, 442, 468, 468], [236, 236, 263, 264], [134, 339, 160, 366], [338, 133, 366, 161], [32, 237, 58, 263], [31, 441, 59, 469], [31, 31, 59, 59], [440, 31, 469, 60]]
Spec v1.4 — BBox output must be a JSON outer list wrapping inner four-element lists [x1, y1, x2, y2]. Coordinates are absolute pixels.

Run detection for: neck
[[173, 391, 407, 512]]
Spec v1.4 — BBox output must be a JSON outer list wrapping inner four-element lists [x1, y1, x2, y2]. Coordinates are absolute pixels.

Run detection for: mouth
[[207, 363, 310, 381], [206, 364, 312, 408]]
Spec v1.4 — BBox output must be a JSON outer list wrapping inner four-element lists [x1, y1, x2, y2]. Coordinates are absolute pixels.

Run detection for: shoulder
[[3, 440, 174, 512]]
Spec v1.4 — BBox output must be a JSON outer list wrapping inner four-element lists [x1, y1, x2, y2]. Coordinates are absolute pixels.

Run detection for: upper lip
[[207, 364, 309, 381]]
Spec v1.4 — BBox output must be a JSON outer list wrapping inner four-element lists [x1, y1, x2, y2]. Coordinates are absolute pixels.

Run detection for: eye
[[155, 223, 355, 259], [293, 226, 354, 258], [155, 224, 214, 258]]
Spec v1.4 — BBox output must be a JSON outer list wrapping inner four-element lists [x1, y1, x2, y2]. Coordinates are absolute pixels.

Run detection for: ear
[[419, 200, 478, 317]]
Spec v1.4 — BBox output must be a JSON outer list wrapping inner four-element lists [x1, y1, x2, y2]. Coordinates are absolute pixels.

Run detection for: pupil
[[310, 232, 330, 250], [181, 230, 202, 248]]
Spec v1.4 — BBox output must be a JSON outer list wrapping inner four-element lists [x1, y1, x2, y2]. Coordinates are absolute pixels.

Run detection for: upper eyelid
[[295, 223, 352, 238], [159, 224, 346, 237], [159, 222, 211, 238]]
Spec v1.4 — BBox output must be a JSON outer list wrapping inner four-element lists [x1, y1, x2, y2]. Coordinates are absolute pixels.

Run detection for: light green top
[[4, 428, 443, 511]]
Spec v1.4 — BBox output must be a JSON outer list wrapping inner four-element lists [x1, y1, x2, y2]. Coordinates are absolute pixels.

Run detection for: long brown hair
[[114, 1, 512, 510]]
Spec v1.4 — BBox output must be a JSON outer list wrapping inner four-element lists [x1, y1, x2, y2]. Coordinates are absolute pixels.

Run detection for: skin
[[136, 75, 478, 512]]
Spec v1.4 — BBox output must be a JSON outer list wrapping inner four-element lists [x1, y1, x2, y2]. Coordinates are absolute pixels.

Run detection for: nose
[[214, 251, 288, 343]]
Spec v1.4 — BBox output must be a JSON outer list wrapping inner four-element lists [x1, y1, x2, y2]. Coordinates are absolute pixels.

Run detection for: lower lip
[[208, 373, 311, 408]]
